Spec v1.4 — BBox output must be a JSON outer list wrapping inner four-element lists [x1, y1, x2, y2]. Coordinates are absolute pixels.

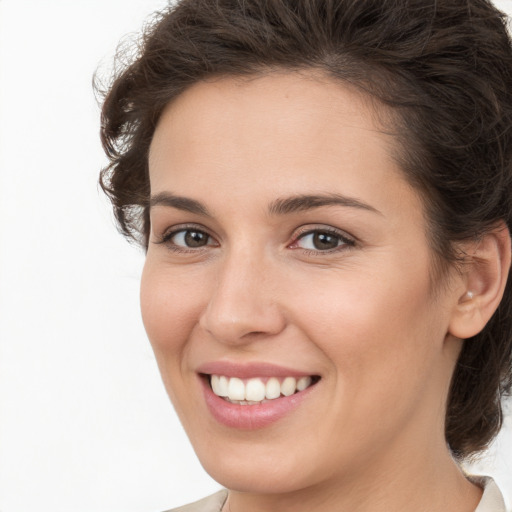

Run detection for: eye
[[291, 228, 355, 252], [159, 227, 217, 250], [173, 229, 211, 247]]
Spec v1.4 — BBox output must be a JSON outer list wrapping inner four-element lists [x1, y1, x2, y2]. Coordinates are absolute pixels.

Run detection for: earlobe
[[449, 222, 511, 340]]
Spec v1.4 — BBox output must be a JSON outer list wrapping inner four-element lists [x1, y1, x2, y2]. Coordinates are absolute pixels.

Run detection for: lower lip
[[201, 376, 317, 429]]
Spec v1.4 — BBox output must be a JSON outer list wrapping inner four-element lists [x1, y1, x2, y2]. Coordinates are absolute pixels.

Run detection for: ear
[[449, 222, 511, 340]]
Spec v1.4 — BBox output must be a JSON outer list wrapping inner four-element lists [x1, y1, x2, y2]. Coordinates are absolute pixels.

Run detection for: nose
[[199, 250, 287, 345]]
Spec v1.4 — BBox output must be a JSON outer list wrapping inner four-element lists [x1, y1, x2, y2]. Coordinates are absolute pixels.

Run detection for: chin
[[202, 458, 314, 494], [190, 432, 338, 495]]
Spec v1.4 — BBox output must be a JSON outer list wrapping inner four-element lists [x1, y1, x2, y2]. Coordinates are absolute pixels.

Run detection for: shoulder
[[471, 476, 507, 512], [163, 490, 228, 512]]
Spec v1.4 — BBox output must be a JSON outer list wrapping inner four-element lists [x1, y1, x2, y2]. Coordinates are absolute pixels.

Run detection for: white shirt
[[472, 477, 507, 512]]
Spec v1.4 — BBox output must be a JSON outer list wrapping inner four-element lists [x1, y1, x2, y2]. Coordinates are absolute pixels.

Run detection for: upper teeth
[[210, 375, 313, 403]]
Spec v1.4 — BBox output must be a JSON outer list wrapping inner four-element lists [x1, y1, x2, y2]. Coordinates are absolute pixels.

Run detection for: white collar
[[470, 476, 507, 512]]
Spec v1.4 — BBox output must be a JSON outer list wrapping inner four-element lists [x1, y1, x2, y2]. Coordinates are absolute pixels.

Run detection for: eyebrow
[[149, 191, 381, 217], [149, 192, 212, 217], [268, 193, 382, 216]]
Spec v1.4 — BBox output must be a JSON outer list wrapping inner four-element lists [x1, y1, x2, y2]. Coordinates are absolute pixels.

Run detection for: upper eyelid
[[288, 226, 358, 255], [291, 224, 356, 242], [154, 223, 217, 245]]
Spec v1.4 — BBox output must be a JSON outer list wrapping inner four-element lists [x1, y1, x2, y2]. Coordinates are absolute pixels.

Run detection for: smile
[[199, 366, 320, 429], [209, 375, 317, 404], [197, 362, 321, 429]]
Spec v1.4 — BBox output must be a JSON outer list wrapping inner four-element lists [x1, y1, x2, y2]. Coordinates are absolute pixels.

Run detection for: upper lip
[[197, 361, 317, 379]]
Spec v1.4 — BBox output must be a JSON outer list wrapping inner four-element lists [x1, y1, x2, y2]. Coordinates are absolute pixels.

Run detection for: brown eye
[[184, 230, 209, 247], [169, 229, 212, 248], [311, 232, 340, 250], [294, 229, 354, 252]]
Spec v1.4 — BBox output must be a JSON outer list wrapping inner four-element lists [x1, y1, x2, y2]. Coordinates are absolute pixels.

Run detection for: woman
[[98, 0, 512, 510]]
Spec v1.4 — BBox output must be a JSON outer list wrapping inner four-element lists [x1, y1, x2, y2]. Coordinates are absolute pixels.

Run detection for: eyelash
[[156, 224, 217, 253], [290, 226, 356, 255], [155, 224, 356, 255]]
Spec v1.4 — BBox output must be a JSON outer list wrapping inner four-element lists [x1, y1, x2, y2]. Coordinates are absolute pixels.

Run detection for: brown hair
[[97, 0, 512, 460]]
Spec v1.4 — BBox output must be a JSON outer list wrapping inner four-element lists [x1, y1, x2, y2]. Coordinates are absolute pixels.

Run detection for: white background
[[0, 1, 511, 511]]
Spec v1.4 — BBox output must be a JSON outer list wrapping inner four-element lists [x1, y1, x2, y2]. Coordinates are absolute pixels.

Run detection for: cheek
[[293, 274, 446, 453], [140, 260, 204, 359], [293, 264, 441, 389]]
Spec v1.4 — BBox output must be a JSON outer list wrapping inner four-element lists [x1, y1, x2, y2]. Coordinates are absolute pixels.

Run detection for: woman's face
[[142, 73, 463, 493]]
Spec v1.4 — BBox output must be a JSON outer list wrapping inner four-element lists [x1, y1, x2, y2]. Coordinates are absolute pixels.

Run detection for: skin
[[141, 72, 484, 512]]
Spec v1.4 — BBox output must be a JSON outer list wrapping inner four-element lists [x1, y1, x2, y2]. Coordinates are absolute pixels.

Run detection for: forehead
[[148, 72, 419, 219], [149, 71, 396, 177]]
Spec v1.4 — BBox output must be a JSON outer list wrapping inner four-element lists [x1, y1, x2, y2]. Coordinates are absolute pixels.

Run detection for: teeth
[[281, 377, 297, 396], [265, 377, 281, 399], [211, 375, 221, 395], [217, 375, 229, 397], [228, 377, 245, 401], [245, 378, 266, 401], [210, 375, 229, 397], [297, 376, 312, 391], [210, 374, 315, 403]]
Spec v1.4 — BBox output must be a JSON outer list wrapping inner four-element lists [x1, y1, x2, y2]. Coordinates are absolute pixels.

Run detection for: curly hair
[[97, 0, 512, 460]]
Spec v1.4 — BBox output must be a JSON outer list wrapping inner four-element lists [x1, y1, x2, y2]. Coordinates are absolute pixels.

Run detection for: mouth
[[203, 374, 321, 405], [197, 361, 321, 429]]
